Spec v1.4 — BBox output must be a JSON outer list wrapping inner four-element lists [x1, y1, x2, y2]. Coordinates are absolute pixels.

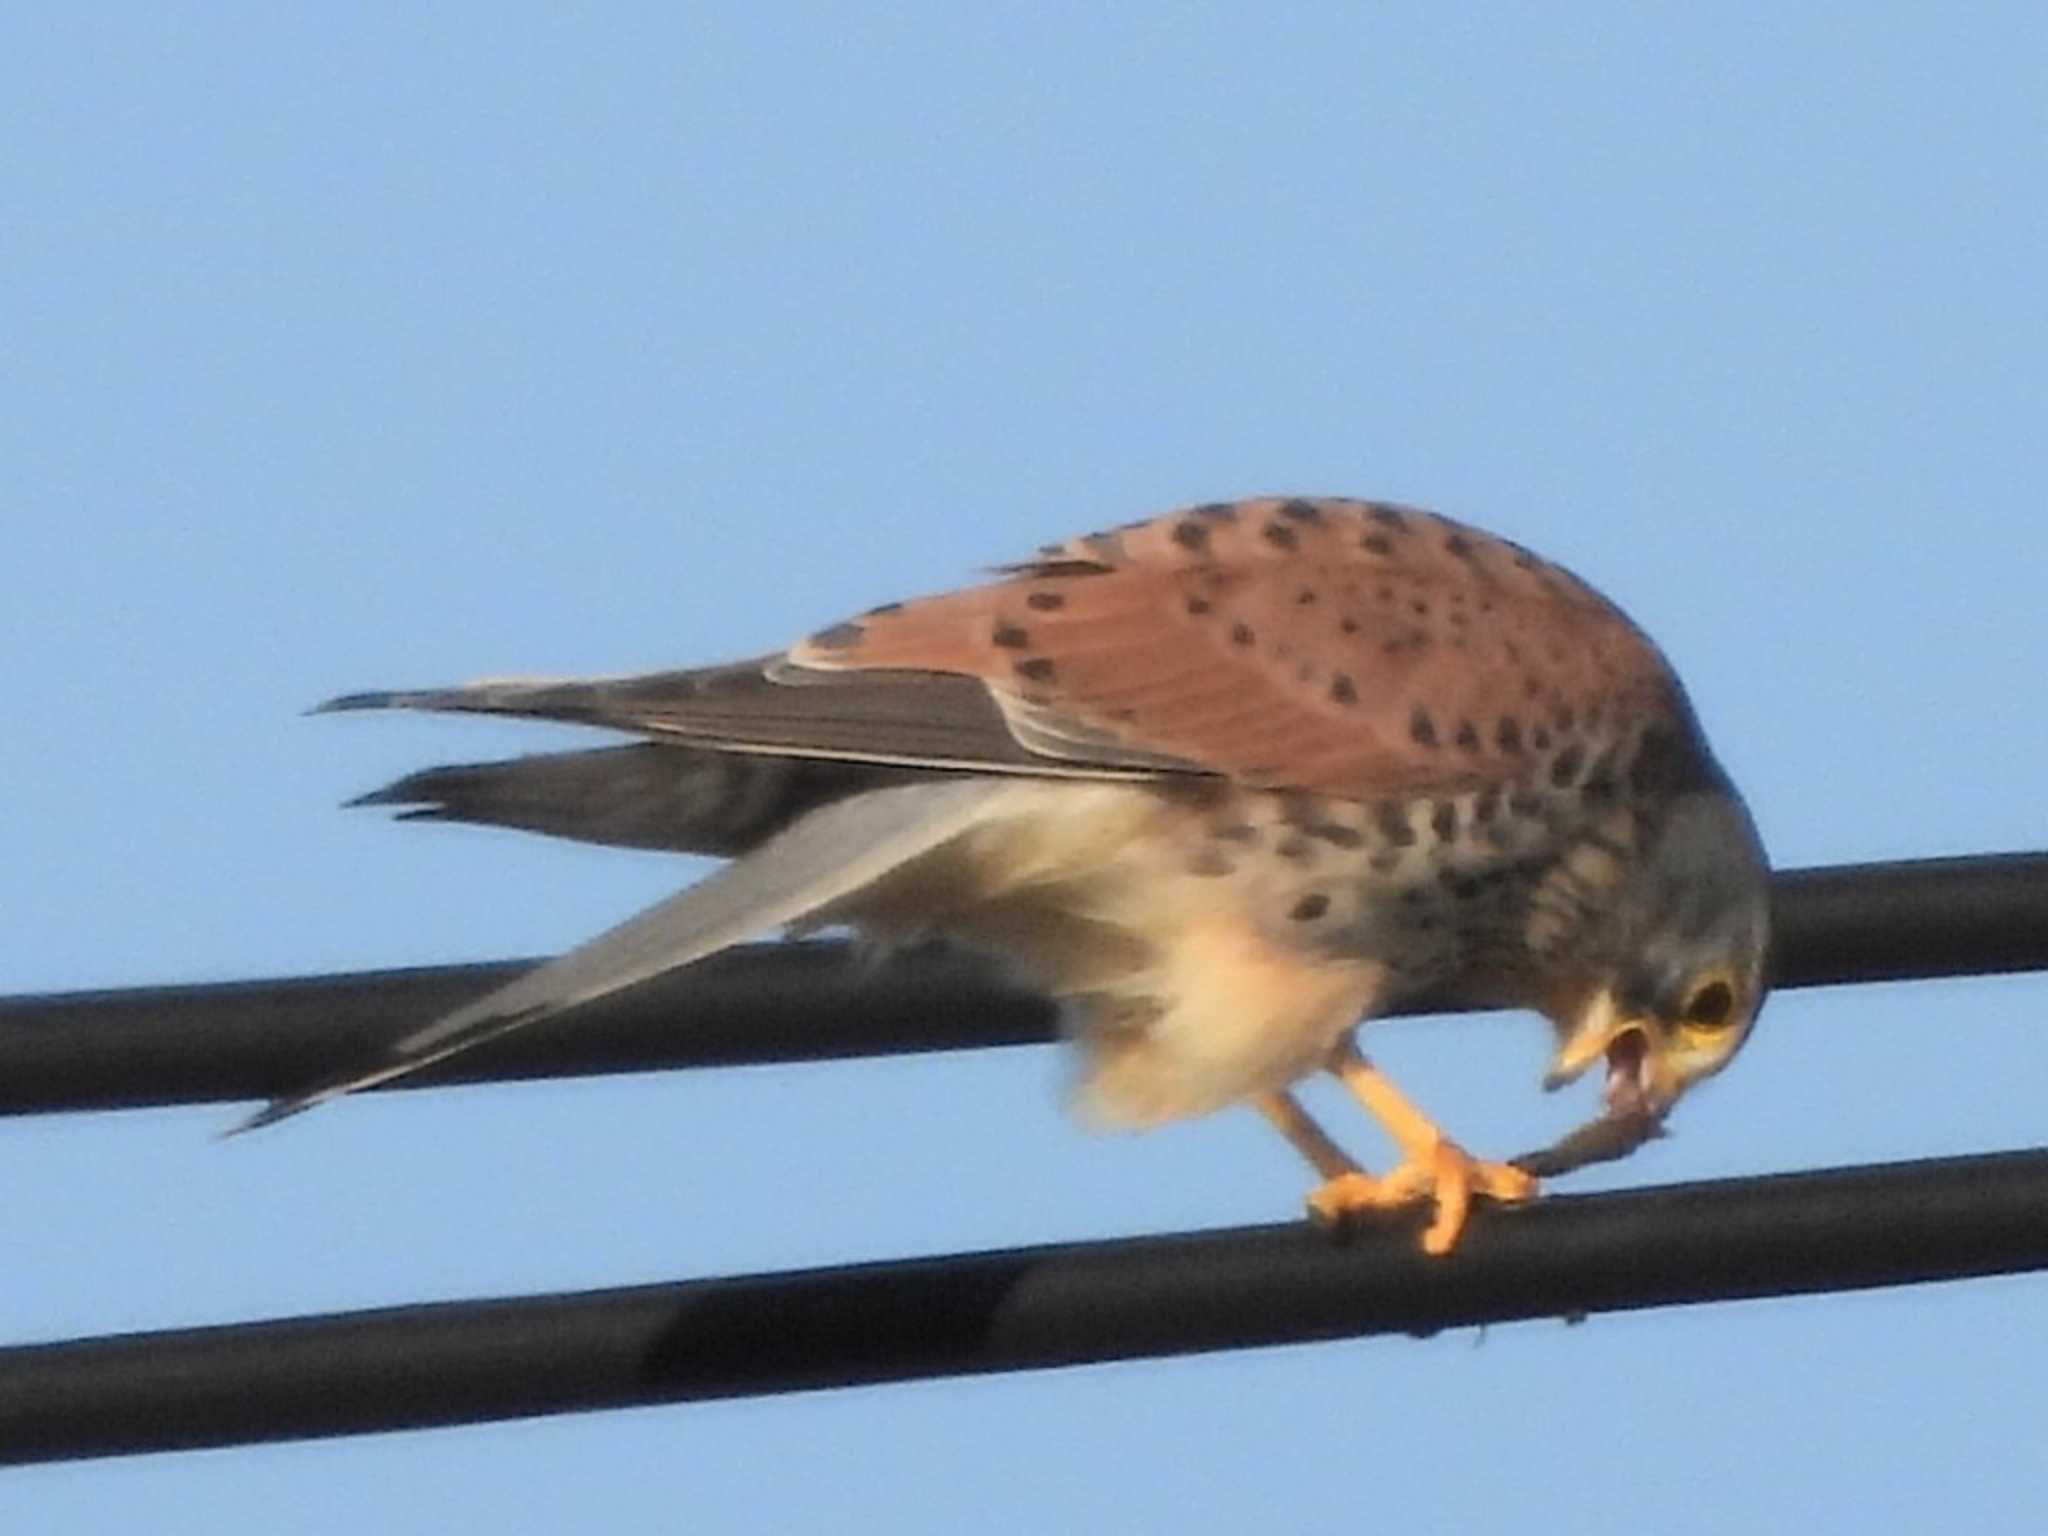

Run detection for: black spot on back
[[1279, 499, 1323, 523], [1172, 520, 1211, 554], [1330, 673, 1358, 705], [1582, 748, 1619, 802], [1306, 820, 1364, 848], [1375, 801, 1417, 846], [1015, 657, 1058, 683], [1230, 621, 1256, 647], [1028, 559, 1117, 580], [1370, 505, 1407, 529], [1409, 705, 1439, 748], [1289, 893, 1331, 922], [1362, 532, 1394, 557], [1026, 590, 1066, 612], [1444, 533, 1474, 560], [993, 623, 1031, 649], [1185, 594, 1213, 616], [1262, 521, 1300, 551]]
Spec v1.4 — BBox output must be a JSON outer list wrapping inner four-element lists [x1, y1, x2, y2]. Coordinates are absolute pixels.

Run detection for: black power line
[[2, 851, 2043, 1465], [4, 1147, 2046, 1464], [4, 852, 2046, 1118]]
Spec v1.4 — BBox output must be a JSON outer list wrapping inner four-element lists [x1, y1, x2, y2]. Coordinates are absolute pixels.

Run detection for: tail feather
[[347, 743, 919, 857], [234, 778, 1016, 1131]]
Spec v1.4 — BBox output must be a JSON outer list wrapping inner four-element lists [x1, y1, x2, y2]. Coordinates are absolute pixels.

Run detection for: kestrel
[[253, 497, 1771, 1254]]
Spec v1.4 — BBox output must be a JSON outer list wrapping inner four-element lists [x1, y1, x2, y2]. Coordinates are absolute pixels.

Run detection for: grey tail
[[230, 778, 1013, 1134], [347, 743, 926, 858]]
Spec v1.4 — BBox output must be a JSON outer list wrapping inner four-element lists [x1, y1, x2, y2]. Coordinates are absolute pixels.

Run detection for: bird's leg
[[1253, 1090, 1411, 1231], [1319, 1038, 1537, 1254], [1253, 1090, 1363, 1181]]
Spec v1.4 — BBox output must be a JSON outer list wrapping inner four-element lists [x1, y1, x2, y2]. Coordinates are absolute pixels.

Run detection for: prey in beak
[[1543, 989, 1679, 1122], [1517, 991, 1680, 1178], [1519, 965, 1759, 1179]]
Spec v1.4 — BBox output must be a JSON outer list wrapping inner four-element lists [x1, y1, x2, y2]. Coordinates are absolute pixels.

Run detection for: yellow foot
[[1306, 1141, 1537, 1255]]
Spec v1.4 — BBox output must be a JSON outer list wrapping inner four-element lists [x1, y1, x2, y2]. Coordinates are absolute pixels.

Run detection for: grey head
[[1544, 781, 1773, 1123]]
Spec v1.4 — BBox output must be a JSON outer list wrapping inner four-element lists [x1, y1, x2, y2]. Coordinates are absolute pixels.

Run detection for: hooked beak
[[1544, 990, 1678, 1121]]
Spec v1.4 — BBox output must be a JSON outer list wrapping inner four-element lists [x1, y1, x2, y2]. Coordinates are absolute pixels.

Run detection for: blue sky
[[5, 4, 2045, 1530]]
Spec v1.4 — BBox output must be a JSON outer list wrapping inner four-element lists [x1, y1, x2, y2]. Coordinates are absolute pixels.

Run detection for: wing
[[319, 657, 1194, 778], [787, 497, 1683, 799], [327, 498, 1680, 805]]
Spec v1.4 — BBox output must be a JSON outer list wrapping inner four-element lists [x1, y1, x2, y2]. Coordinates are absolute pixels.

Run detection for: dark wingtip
[[340, 794, 450, 821], [308, 689, 407, 716], [220, 1097, 313, 1139], [341, 782, 412, 810], [342, 764, 451, 813]]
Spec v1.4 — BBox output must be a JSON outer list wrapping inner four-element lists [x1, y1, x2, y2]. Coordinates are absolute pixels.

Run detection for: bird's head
[[1544, 788, 1772, 1126]]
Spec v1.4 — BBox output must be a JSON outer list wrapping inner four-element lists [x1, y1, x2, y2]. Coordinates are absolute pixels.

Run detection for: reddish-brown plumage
[[788, 497, 1680, 799], [279, 493, 1768, 1252]]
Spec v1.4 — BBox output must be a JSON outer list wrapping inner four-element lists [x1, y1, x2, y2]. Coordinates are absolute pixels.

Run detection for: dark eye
[[1683, 979, 1736, 1029]]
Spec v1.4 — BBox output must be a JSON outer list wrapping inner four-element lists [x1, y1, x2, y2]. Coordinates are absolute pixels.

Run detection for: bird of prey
[[251, 497, 1771, 1254]]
